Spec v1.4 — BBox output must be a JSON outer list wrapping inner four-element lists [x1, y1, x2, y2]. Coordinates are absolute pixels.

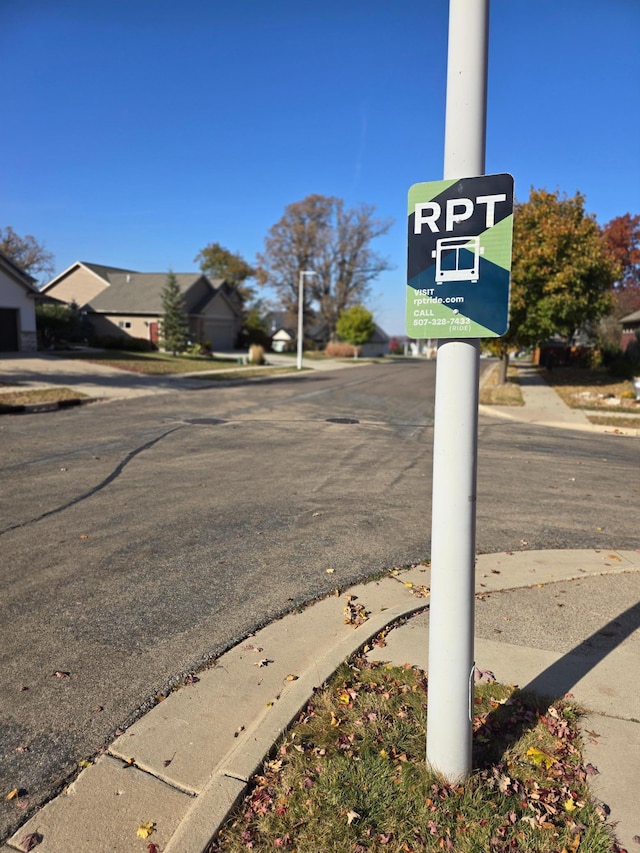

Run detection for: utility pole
[[425, 0, 489, 782]]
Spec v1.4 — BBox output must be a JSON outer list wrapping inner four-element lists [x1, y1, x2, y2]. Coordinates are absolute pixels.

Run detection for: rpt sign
[[406, 173, 514, 338]]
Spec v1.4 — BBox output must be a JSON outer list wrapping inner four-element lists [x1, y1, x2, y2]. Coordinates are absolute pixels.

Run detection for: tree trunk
[[498, 351, 509, 385]]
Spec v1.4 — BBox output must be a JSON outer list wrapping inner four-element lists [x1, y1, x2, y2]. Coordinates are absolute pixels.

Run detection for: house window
[[125, 322, 131, 328]]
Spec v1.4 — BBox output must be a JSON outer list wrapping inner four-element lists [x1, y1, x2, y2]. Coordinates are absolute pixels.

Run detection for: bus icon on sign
[[432, 236, 484, 284]]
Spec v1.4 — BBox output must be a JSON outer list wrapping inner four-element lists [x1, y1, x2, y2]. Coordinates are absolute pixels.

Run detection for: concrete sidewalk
[[4, 549, 638, 853], [479, 362, 640, 436]]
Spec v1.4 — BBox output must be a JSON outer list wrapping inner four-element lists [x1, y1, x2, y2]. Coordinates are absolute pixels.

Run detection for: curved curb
[[0, 397, 98, 415], [164, 549, 640, 853], [6, 551, 639, 853], [163, 599, 429, 853]]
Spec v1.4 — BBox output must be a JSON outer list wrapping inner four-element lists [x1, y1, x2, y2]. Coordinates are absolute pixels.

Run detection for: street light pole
[[297, 270, 316, 370]]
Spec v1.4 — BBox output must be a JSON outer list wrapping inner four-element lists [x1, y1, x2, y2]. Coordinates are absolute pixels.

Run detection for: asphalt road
[[1, 359, 638, 841]]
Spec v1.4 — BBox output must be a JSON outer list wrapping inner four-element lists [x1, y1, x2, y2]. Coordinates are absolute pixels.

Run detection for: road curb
[[163, 597, 429, 853], [0, 397, 98, 415]]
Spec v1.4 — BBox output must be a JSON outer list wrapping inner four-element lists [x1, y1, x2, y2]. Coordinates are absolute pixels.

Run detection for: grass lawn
[[210, 659, 622, 852], [479, 364, 524, 407], [0, 386, 88, 408], [50, 350, 245, 375], [542, 366, 636, 411]]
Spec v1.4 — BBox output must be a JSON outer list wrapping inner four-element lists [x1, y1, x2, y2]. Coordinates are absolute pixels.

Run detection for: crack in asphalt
[[0, 425, 184, 536]]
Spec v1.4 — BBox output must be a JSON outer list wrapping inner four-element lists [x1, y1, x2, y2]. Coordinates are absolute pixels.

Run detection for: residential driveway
[[0, 352, 196, 400]]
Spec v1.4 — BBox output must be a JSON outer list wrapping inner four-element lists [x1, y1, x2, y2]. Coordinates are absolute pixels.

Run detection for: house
[[307, 320, 391, 357], [620, 309, 640, 351], [41, 262, 243, 351], [359, 324, 391, 358], [266, 311, 297, 352], [266, 308, 391, 356], [0, 251, 39, 352]]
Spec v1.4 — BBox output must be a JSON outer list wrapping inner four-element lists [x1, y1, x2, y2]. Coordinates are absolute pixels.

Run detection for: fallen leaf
[[254, 658, 273, 668], [147, 844, 161, 853], [326, 568, 335, 574], [53, 670, 70, 679], [79, 533, 87, 539], [5, 788, 19, 801], [346, 809, 361, 826], [136, 821, 155, 839], [78, 759, 92, 769], [285, 674, 299, 681], [15, 745, 29, 753], [526, 746, 555, 769], [20, 832, 43, 851]]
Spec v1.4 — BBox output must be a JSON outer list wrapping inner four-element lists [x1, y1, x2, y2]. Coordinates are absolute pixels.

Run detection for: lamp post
[[297, 270, 317, 370]]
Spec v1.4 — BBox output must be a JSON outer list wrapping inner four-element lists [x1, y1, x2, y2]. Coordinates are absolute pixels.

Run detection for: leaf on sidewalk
[[136, 821, 155, 839], [19, 833, 43, 851]]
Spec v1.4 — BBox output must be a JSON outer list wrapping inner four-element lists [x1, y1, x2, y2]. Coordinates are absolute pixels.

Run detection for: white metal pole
[[426, 0, 489, 782], [296, 271, 304, 371]]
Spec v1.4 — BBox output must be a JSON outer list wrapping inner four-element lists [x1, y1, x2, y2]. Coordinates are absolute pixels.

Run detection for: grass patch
[[479, 364, 524, 407], [586, 415, 640, 429], [188, 366, 302, 381], [50, 350, 242, 375], [543, 367, 636, 412], [0, 387, 88, 406], [210, 660, 621, 852]]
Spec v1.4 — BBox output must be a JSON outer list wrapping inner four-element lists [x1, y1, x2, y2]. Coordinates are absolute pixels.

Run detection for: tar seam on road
[[0, 425, 184, 536]]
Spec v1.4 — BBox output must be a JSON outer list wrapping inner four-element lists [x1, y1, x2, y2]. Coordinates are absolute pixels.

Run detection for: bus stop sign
[[406, 173, 514, 338]]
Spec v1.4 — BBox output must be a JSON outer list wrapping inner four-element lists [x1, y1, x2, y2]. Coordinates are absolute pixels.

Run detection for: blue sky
[[2, 0, 639, 335]]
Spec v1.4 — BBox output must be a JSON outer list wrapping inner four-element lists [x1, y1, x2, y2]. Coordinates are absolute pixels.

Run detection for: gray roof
[[87, 272, 226, 315], [620, 309, 640, 324]]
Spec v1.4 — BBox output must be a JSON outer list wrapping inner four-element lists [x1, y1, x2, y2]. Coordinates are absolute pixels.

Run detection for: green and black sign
[[406, 173, 514, 338]]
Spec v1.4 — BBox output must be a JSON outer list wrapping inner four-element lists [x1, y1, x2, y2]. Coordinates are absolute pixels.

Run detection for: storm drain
[[325, 417, 360, 425], [184, 418, 227, 426]]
